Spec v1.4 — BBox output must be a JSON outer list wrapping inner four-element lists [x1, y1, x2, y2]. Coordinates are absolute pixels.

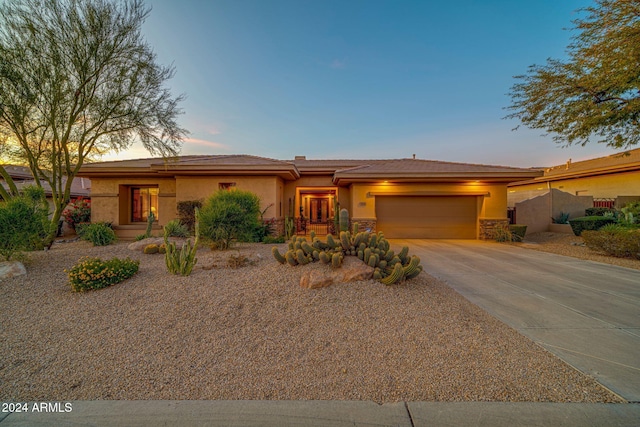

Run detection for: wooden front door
[[310, 198, 329, 223]]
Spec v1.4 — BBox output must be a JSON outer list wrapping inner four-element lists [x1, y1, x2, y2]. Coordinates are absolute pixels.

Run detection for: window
[[131, 187, 159, 222], [219, 182, 236, 190]]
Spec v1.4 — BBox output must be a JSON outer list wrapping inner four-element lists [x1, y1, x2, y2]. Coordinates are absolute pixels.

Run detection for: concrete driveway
[[390, 239, 640, 403]]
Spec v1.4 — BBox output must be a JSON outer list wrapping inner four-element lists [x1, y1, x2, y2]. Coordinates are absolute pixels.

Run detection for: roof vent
[[294, 156, 306, 160], [412, 154, 416, 159]]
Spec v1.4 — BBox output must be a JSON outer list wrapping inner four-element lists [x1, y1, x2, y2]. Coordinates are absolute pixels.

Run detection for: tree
[[506, 0, 640, 149], [0, 0, 187, 245], [199, 190, 262, 250]]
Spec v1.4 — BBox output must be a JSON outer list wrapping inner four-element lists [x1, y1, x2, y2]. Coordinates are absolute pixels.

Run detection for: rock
[[300, 270, 334, 289], [128, 237, 184, 251], [0, 261, 27, 280], [300, 257, 374, 289]]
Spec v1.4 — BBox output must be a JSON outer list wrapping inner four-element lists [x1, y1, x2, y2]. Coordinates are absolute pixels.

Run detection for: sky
[[103, 0, 620, 168]]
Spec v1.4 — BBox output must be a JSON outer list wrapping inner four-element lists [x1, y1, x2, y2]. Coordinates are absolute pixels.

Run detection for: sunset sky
[[103, 0, 619, 168]]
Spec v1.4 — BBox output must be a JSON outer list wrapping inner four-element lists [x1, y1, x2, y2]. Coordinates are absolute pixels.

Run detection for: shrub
[[568, 216, 616, 236], [79, 222, 116, 246], [494, 224, 513, 242], [585, 207, 614, 217], [163, 219, 190, 237], [552, 212, 570, 224], [582, 227, 640, 259], [509, 224, 527, 241], [177, 199, 203, 231], [619, 201, 640, 226], [0, 187, 49, 260], [143, 244, 159, 254], [263, 235, 285, 244], [67, 257, 139, 292], [199, 190, 261, 250], [62, 197, 91, 229]]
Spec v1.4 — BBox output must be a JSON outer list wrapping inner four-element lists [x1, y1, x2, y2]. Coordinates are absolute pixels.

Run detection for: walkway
[[392, 239, 640, 402]]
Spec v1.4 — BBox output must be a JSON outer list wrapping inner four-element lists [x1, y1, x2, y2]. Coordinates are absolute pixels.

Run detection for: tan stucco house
[[77, 155, 541, 240], [508, 148, 640, 208]]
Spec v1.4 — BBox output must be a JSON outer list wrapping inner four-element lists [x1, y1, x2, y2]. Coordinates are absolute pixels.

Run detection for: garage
[[375, 196, 478, 239]]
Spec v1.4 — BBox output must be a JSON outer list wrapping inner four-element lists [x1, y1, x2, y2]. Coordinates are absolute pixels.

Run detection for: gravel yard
[[0, 239, 621, 403]]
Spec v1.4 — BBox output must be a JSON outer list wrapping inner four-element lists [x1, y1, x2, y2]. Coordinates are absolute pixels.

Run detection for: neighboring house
[[0, 165, 91, 202], [77, 154, 540, 240], [508, 148, 640, 208]]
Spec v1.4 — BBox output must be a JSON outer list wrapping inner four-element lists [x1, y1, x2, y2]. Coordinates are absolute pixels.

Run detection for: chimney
[[412, 154, 416, 159], [294, 156, 306, 161], [566, 158, 572, 170]]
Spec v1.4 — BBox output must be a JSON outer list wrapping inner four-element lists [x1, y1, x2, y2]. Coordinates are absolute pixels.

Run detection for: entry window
[[132, 187, 159, 222]]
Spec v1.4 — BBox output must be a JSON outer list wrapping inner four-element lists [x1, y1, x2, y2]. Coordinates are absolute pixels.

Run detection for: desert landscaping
[[0, 236, 626, 403]]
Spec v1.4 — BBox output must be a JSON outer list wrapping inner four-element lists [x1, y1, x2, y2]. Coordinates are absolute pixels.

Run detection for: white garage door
[[375, 196, 478, 239]]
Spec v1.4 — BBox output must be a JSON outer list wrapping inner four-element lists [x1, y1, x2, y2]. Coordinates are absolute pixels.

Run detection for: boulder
[[128, 237, 184, 251], [300, 257, 374, 289], [0, 261, 27, 280]]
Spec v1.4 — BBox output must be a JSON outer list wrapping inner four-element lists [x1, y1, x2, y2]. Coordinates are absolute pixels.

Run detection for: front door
[[310, 198, 329, 223]]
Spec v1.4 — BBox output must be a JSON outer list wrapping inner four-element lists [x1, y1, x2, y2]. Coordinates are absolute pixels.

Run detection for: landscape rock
[[300, 257, 374, 289], [0, 261, 27, 280], [128, 237, 184, 251]]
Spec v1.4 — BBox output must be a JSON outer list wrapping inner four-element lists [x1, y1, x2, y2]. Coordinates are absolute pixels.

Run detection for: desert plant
[[494, 224, 513, 242], [339, 208, 349, 232], [509, 224, 527, 241], [164, 208, 200, 276], [552, 212, 570, 224], [0, 187, 49, 260], [585, 207, 615, 217], [62, 197, 91, 230], [263, 235, 285, 244], [67, 257, 139, 292], [79, 222, 116, 246], [568, 216, 616, 236], [163, 219, 190, 238], [143, 244, 159, 254], [177, 200, 203, 231], [619, 201, 640, 227], [582, 227, 640, 259], [199, 190, 262, 250]]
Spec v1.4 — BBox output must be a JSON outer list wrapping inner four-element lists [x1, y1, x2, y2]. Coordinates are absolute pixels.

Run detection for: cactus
[[285, 250, 297, 266], [296, 249, 309, 265], [164, 208, 199, 276], [285, 216, 295, 239], [326, 234, 338, 249], [373, 269, 382, 280], [145, 211, 155, 238], [340, 231, 350, 251], [319, 251, 330, 264], [398, 246, 409, 263], [384, 250, 395, 262], [159, 243, 167, 254], [272, 247, 286, 264], [301, 241, 314, 255], [405, 265, 423, 279], [379, 259, 387, 269], [369, 234, 377, 248], [143, 244, 159, 254], [381, 263, 404, 285], [403, 255, 421, 276], [364, 248, 372, 264], [357, 250, 364, 260], [310, 230, 316, 240], [368, 255, 377, 268], [312, 250, 320, 261], [339, 208, 349, 232], [331, 252, 342, 268], [352, 222, 359, 234]]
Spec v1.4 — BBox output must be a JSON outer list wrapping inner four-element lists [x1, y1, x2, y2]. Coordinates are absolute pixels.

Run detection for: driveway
[[391, 239, 640, 402]]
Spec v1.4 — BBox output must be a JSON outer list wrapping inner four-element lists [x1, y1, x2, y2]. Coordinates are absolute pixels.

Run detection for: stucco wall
[[175, 176, 279, 218], [515, 189, 593, 233], [509, 170, 640, 200], [90, 178, 176, 226]]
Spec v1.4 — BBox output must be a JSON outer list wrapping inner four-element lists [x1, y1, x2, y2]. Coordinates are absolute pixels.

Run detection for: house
[[1, 164, 91, 203], [508, 148, 640, 208], [77, 155, 541, 240]]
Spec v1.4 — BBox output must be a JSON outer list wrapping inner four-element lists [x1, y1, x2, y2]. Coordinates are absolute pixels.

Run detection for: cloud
[[183, 138, 230, 150]]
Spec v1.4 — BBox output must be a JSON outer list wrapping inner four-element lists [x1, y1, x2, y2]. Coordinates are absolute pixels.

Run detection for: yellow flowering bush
[[67, 257, 140, 292]]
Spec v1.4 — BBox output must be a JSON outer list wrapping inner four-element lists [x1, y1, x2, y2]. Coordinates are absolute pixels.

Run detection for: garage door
[[375, 196, 478, 239]]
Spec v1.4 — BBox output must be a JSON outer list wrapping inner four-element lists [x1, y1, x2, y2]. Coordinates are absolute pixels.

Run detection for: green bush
[[263, 235, 285, 244], [494, 225, 513, 242], [582, 227, 640, 259], [509, 224, 527, 241], [0, 187, 49, 260], [163, 219, 190, 237], [568, 216, 616, 236], [619, 201, 640, 226], [585, 207, 615, 217], [79, 222, 117, 246], [67, 257, 139, 292], [177, 199, 203, 231], [199, 190, 261, 250]]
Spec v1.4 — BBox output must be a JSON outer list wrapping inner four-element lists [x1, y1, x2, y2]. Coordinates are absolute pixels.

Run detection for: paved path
[[391, 239, 640, 402], [1, 401, 640, 426]]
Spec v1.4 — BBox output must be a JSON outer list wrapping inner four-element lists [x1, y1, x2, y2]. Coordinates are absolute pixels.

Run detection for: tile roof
[[333, 158, 536, 175], [1, 164, 91, 198], [543, 148, 640, 177]]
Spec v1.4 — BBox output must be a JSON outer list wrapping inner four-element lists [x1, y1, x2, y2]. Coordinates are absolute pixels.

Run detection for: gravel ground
[[518, 232, 640, 271], [0, 239, 622, 403]]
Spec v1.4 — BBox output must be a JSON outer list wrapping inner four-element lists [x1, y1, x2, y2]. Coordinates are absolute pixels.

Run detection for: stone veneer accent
[[479, 218, 509, 240], [352, 218, 377, 234], [265, 218, 285, 237]]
